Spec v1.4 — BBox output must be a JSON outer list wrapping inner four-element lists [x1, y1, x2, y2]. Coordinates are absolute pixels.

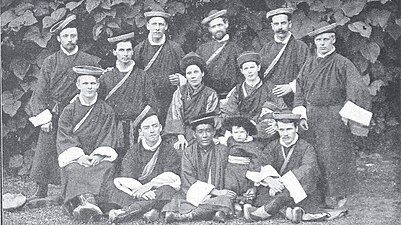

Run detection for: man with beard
[[259, 8, 309, 107], [28, 15, 100, 200], [99, 32, 158, 164], [196, 9, 243, 100], [133, 10, 185, 125]]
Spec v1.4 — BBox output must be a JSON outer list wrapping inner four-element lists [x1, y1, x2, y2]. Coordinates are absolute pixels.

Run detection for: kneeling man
[[57, 66, 117, 221], [107, 106, 181, 223]]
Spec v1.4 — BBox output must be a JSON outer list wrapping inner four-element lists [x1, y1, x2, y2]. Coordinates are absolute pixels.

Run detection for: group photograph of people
[[2, 0, 401, 224]]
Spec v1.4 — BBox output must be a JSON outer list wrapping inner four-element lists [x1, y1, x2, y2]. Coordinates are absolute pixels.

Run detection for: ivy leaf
[[333, 10, 350, 26], [14, 3, 34, 16], [135, 15, 146, 28], [93, 10, 107, 23], [121, 5, 141, 20], [10, 57, 30, 80], [351, 52, 369, 73], [310, 0, 325, 12], [264, 0, 286, 10], [22, 10, 38, 26], [2, 91, 22, 117], [386, 22, 401, 40], [66, 0, 85, 10], [368, 79, 386, 96], [166, 1, 186, 16], [100, 0, 112, 9], [360, 41, 380, 63], [86, 0, 102, 13], [362, 74, 371, 85], [322, 0, 342, 9], [367, 9, 391, 28], [341, 0, 366, 17], [93, 24, 103, 40], [33, 1, 50, 17], [156, 0, 168, 7], [112, 0, 133, 6], [144, 0, 163, 11], [24, 25, 52, 48], [291, 10, 318, 39], [1, 10, 17, 27], [107, 21, 120, 29], [104, 8, 117, 18], [9, 154, 23, 168], [43, 7, 67, 28], [348, 21, 372, 38]]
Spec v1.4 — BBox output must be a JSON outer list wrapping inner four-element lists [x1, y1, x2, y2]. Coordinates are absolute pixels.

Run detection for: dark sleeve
[[293, 61, 308, 107], [180, 147, 198, 193], [162, 145, 181, 175], [296, 41, 309, 72], [291, 142, 319, 193], [344, 59, 371, 110], [96, 106, 117, 148], [260, 140, 278, 167], [246, 141, 263, 172], [120, 145, 140, 178], [56, 103, 82, 155], [143, 70, 159, 113], [133, 42, 145, 69], [98, 75, 109, 100]]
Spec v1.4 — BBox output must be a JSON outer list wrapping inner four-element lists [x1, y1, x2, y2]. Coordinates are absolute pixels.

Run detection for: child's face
[[240, 62, 260, 82], [232, 126, 249, 142]]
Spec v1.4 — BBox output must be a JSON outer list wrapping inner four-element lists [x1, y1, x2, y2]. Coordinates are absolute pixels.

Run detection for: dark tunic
[[133, 39, 184, 124], [108, 140, 180, 209], [260, 35, 308, 106], [99, 66, 158, 151], [196, 40, 243, 97], [29, 50, 100, 185], [294, 51, 371, 198], [57, 98, 117, 203], [254, 138, 320, 213]]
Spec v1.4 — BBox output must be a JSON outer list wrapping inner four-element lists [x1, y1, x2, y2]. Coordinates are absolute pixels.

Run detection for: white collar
[[60, 45, 78, 56], [148, 34, 166, 45], [245, 76, 261, 87], [280, 134, 299, 148], [274, 32, 291, 44], [116, 60, 135, 72], [142, 137, 162, 151], [216, 34, 229, 43], [78, 93, 98, 106], [317, 46, 336, 58]]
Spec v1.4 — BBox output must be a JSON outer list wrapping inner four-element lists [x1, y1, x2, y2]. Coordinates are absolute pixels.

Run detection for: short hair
[[112, 39, 133, 50], [276, 119, 298, 127], [146, 16, 168, 24], [269, 13, 292, 23], [208, 16, 228, 27], [56, 21, 78, 36]]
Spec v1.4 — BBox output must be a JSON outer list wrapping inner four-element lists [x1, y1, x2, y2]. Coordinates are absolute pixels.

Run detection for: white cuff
[[90, 146, 118, 162], [186, 181, 215, 207], [289, 79, 296, 93], [246, 165, 280, 186], [292, 106, 307, 120], [150, 172, 181, 191], [58, 147, 85, 168], [178, 73, 187, 86], [29, 109, 52, 127]]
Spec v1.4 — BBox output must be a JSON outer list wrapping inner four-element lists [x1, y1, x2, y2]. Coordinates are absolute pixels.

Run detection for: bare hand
[[141, 190, 156, 200], [299, 119, 309, 130], [41, 122, 52, 133], [174, 135, 188, 150], [264, 177, 285, 194], [91, 155, 105, 166], [243, 187, 256, 200], [264, 121, 277, 135], [272, 84, 292, 97], [211, 189, 237, 200], [77, 155, 92, 167], [169, 73, 181, 86], [131, 183, 153, 199]]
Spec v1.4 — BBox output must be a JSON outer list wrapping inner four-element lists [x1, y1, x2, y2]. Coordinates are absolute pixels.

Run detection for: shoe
[[234, 203, 243, 218], [108, 208, 142, 224], [243, 205, 258, 222], [213, 211, 227, 223], [164, 211, 193, 223], [336, 196, 347, 208], [72, 193, 102, 221], [285, 207, 304, 223], [143, 209, 159, 222], [27, 184, 48, 201]]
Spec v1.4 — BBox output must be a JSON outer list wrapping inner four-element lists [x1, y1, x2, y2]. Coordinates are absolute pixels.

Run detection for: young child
[[223, 116, 263, 217]]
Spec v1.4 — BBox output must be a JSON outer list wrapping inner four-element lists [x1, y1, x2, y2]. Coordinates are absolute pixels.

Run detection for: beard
[[213, 30, 226, 40]]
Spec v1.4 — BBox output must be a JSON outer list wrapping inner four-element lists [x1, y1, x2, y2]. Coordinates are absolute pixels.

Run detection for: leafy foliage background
[[2, 0, 400, 176]]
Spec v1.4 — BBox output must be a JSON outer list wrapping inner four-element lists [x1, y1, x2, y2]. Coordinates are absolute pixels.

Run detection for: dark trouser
[[254, 187, 293, 215]]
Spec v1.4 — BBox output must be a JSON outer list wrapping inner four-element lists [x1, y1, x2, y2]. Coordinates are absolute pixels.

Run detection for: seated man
[[163, 112, 236, 223], [245, 112, 321, 223], [56, 66, 117, 221], [107, 106, 181, 223]]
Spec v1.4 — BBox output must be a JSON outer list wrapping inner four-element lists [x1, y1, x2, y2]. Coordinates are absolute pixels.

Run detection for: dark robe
[[29, 50, 100, 185], [260, 35, 308, 107], [196, 40, 243, 98], [57, 98, 117, 203], [107, 139, 180, 211], [133, 39, 184, 124], [99, 66, 158, 154], [254, 138, 320, 214], [294, 51, 371, 198]]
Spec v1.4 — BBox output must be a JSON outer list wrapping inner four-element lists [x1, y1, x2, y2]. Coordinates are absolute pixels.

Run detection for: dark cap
[[180, 52, 207, 74], [144, 10, 171, 20], [201, 9, 227, 25], [223, 116, 257, 136], [133, 105, 158, 129], [107, 32, 135, 43], [237, 51, 261, 68], [307, 23, 337, 37], [73, 66, 104, 78], [190, 112, 217, 130], [50, 14, 77, 34]]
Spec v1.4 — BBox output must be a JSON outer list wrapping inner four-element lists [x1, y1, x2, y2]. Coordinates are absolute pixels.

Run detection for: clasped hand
[[77, 155, 105, 167], [130, 183, 155, 200]]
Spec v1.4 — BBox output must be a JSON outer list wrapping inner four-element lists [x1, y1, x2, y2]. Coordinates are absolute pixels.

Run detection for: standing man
[[99, 32, 158, 162], [28, 15, 100, 199], [293, 24, 371, 209], [133, 10, 185, 124], [260, 8, 309, 107], [57, 66, 117, 221], [197, 9, 243, 100]]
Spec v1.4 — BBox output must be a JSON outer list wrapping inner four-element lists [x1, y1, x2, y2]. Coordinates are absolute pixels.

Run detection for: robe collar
[[148, 34, 166, 46], [280, 134, 299, 148], [245, 76, 261, 88], [116, 60, 135, 72], [274, 32, 292, 44], [78, 93, 98, 106], [215, 34, 229, 43], [317, 46, 336, 58], [60, 45, 78, 56], [142, 137, 162, 151]]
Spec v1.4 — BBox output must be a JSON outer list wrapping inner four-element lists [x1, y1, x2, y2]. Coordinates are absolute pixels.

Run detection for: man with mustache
[[259, 8, 309, 107], [133, 10, 185, 125], [196, 9, 243, 100], [28, 15, 100, 200]]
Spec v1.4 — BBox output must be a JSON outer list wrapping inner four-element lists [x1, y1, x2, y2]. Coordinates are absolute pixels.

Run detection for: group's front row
[[56, 65, 344, 224]]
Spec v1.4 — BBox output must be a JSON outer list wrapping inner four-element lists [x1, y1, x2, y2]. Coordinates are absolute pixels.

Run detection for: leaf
[[121, 5, 141, 19], [112, 0, 133, 6], [362, 74, 370, 85], [368, 79, 386, 96], [341, 0, 366, 17], [367, 9, 391, 28], [33, 1, 51, 17], [351, 52, 369, 73], [86, 0, 102, 13], [1, 10, 17, 26], [1, 0, 13, 8], [107, 21, 120, 29], [14, 3, 34, 16], [386, 22, 401, 40], [9, 154, 23, 168], [396, 19, 401, 27], [2, 91, 22, 117], [93, 24, 104, 40], [156, 0, 168, 7], [100, 0, 112, 9], [264, 0, 286, 9], [24, 25, 52, 48], [35, 49, 54, 67], [104, 8, 117, 17], [242, 11, 263, 31], [105, 27, 113, 36], [93, 10, 107, 23], [166, 1, 186, 15], [135, 15, 146, 27], [10, 58, 30, 80], [322, 0, 342, 9], [66, 0, 85, 10], [333, 10, 350, 26], [291, 10, 319, 39], [43, 7, 67, 28], [348, 21, 372, 38], [360, 41, 380, 63], [310, 0, 325, 12], [22, 10, 38, 26], [144, 0, 163, 11], [8, 15, 25, 31]]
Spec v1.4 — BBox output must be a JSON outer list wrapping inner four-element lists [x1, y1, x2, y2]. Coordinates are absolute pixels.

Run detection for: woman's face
[[186, 65, 204, 88]]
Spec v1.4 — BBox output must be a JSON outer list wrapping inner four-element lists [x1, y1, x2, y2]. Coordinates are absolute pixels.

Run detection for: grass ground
[[3, 150, 401, 225]]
